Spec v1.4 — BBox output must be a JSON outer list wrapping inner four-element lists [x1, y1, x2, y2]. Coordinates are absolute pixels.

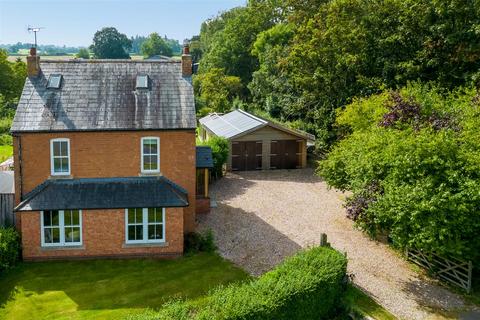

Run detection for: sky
[[0, 0, 246, 46]]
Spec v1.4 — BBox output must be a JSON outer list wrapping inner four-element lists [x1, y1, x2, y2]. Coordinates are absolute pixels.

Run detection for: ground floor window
[[125, 208, 165, 244], [41, 210, 82, 247]]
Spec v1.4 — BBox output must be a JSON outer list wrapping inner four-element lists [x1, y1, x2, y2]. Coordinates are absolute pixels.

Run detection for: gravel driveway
[[197, 168, 476, 320]]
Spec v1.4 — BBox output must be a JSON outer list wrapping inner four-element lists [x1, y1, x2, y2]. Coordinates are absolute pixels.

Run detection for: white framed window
[[41, 210, 82, 247], [141, 137, 160, 173], [50, 138, 71, 175], [125, 208, 165, 244]]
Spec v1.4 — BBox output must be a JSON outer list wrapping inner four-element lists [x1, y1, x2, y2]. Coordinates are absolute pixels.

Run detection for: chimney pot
[[27, 47, 40, 77], [182, 43, 192, 78]]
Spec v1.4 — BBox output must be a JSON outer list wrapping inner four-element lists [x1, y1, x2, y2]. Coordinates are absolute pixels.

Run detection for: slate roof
[[199, 109, 315, 142], [11, 60, 196, 133], [15, 176, 188, 212], [196, 146, 213, 168]]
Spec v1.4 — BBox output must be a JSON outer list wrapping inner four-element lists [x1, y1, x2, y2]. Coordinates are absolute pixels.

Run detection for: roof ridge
[[40, 59, 180, 64], [236, 109, 267, 124]]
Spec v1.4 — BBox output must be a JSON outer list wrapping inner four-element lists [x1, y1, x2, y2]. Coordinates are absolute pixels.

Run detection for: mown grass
[[0, 253, 249, 320]]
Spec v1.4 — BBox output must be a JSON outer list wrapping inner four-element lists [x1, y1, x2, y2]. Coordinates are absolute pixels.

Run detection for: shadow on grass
[[0, 252, 249, 313]]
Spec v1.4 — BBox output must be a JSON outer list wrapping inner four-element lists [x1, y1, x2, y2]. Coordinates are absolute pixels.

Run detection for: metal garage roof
[[15, 176, 188, 212], [199, 109, 315, 142], [199, 109, 266, 139]]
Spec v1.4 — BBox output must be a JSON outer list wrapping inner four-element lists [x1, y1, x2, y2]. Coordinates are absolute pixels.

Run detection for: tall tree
[[141, 33, 173, 57], [76, 48, 90, 59], [90, 27, 132, 59]]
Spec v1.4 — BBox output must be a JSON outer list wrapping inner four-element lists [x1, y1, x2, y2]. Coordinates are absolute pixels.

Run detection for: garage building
[[199, 110, 315, 171]]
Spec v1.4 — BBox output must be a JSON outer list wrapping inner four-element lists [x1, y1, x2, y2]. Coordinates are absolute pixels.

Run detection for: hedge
[[130, 246, 347, 320], [0, 227, 21, 272]]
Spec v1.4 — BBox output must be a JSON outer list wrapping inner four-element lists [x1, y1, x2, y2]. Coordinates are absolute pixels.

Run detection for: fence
[[406, 247, 473, 293], [0, 193, 15, 227]]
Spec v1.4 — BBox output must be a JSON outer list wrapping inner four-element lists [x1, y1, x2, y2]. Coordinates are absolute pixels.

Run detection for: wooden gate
[[406, 248, 473, 293], [0, 194, 15, 227]]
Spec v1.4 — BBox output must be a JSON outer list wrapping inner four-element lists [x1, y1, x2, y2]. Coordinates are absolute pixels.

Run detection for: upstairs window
[[136, 75, 149, 90], [141, 137, 159, 173], [47, 74, 63, 89], [50, 138, 70, 175]]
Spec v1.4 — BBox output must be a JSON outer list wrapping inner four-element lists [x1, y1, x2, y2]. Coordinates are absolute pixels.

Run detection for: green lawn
[[0, 253, 249, 320], [0, 145, 12, 162], [345, 285, 397, 320]]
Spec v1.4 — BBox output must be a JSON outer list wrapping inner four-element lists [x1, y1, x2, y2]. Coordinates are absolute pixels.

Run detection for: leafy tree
[[89, 27, 132, 59], [193, 68, 242, 114], [76, 48, 90, 59], [164, 37, 182, 56], [141, 33, 173, 58], [198, 137, 229, 178], [189, 35, 203, 62], [199, 1, 285, 93], [130, 35, 147, 54], [0, 50, 26, 103], [319, 83, 480, 262]]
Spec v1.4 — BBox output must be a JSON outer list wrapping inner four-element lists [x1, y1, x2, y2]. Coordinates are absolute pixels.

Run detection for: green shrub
[[0, 227, 21, 271], [319, 83, 480, 262], [184, 230, 216, 254], [134, 247, 347, 320], [198, 137, 229, 178]]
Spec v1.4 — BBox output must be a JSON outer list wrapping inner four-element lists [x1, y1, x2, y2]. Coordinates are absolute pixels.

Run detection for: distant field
[[0, 145, 13, 162], [8, 54, 146, 62]]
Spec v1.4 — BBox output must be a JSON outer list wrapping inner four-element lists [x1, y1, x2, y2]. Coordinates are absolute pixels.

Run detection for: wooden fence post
[[467, 261, 473, 294], [320, 233, 328, 247]]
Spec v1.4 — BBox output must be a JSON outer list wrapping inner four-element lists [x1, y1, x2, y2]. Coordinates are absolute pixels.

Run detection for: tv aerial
[[27, 26, 44, 48]]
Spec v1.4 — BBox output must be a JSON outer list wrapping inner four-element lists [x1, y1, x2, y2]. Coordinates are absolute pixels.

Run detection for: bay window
[[41, 210, 82, 247], [125, 208, 165, 244]]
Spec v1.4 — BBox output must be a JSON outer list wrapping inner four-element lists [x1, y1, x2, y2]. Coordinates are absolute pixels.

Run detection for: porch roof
[[15, 176, 189, 212]]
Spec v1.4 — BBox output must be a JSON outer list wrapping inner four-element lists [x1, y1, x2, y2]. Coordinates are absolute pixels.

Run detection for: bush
[[198, 137, 229, 178], [184, 230, 216, 254], [319, 83, 480, 262], [0, 227, 21, 271], [133, 247, 347, 320]]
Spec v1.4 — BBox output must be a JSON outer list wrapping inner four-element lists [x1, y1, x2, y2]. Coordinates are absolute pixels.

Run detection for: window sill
[[41, 245, 85, 251], [139, 172, 162, 177], [123, 242, 168, 248], [49, 174, 73, 179]]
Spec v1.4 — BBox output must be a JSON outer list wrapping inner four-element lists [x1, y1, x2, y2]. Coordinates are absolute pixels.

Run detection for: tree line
[[192, 0, 480, 151], [1, 29, 182, 59]]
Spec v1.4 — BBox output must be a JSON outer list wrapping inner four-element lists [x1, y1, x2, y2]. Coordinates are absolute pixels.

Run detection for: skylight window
[[47, 74, 63, 89], [136, 75, 149, 89]]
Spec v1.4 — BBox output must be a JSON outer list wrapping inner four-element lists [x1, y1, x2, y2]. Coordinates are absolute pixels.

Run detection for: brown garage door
[[231, 141, 262, 171], [270, 140, 301, 169]]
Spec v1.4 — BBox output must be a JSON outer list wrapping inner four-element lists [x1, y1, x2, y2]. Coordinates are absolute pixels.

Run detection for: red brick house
[[11, 47, 197, 260]]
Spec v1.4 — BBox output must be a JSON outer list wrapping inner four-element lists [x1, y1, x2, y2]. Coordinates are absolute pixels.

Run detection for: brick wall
[[13, 130, 196, 259], [20, 208, 183, 260], [196, 197, 211, 214]]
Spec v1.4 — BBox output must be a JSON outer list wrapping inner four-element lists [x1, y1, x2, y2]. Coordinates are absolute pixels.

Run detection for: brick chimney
[[181, 42, 192, 78], [26, 47, 40, 77]]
